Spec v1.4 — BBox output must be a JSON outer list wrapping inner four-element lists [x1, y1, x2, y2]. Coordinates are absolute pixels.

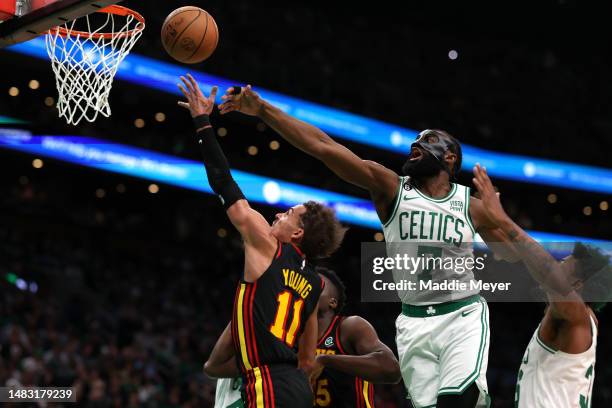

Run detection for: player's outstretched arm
[[178, 75, 276, 249], [219, 86, 399, 220], [204, 322, 240, 379], [472, 164, 589, 322], [315, 316, 401, 384]]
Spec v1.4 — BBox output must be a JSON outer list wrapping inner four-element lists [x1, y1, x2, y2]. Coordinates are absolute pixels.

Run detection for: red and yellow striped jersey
[[314, 316, 376, 408], [232, 242, 323, 373]]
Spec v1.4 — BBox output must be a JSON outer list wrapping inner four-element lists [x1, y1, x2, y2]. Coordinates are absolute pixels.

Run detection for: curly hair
[[316, 266, 347, 314], [299, 201, 347, 260], [573, 242, 612, 312]]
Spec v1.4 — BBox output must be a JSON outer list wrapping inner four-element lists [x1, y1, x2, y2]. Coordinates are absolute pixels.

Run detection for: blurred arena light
[[0, 129, 607, 243], [8, 86, 19, 96], [6, 38, 612, 194], [28, 79, 40, 89], [448, 49, 458, 60]]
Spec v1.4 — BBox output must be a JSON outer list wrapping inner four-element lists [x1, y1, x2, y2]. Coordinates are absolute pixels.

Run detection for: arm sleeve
[[194, 114, 245, 209]]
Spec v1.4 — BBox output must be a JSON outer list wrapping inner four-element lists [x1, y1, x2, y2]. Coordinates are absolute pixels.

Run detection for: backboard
[[0, 0, 120, 47]]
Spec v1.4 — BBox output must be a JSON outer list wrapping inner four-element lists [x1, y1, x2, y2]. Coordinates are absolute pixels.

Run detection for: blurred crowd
[[1, 156, 611, 407]]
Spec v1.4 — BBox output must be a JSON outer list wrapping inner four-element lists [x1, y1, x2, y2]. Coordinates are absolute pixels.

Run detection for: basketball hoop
[[45, 5, 145, 125]]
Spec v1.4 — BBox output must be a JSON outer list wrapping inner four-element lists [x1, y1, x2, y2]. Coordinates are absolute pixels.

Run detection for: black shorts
[[241, 364, 313, 408]]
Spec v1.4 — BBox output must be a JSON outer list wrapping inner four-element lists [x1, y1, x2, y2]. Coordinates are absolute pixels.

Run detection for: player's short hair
[[431, 129, 463, 178], [573, 242, 612, 312], [316, 266, 347, 314], [299, 201, 347, 260]]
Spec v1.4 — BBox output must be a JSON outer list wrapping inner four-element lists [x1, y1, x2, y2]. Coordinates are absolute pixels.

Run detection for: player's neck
[[317, 312, 335, 338], [413, 172, 452, 198]]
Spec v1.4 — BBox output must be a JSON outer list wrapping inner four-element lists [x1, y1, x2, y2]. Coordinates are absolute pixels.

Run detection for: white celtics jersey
[[383, 177, 478, 305], [515, 315, 597, 408], [214, 377, 244, 408]]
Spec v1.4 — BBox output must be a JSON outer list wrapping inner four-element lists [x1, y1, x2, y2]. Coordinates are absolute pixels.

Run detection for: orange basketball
[[161, 6, 219, 64]]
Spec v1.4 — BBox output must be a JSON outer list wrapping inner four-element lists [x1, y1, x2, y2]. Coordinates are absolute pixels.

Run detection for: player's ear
[[291, 227, 304, 242], [445, 150, 457, 166], [329, 297, 338, 310]]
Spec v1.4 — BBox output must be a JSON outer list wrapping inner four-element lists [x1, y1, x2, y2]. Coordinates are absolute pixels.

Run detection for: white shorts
[[214, 377, 244, 408], [395, 296, 491, 408]]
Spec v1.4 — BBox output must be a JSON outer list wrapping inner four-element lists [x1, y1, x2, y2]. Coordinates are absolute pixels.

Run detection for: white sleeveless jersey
[[515, 315, 597, 408], [382, 177, 478, 305], [214, 377, 243, 408]]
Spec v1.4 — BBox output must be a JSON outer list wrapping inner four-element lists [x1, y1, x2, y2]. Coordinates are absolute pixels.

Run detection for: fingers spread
[[219, 102, 236, 115], [180, 76, 195, 95], [209, 85, 218, 101], [185, 73, 199, 94], [177, 83, 189, 100]]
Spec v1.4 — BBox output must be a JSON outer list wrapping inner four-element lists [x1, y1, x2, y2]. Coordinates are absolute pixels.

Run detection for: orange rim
[[48, 5, 145, 39]]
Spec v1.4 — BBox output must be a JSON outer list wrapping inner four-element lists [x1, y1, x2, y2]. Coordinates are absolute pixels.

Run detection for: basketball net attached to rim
[[45, 5, 145, 125]]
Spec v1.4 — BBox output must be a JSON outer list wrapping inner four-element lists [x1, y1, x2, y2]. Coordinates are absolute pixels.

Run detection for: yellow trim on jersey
[[363, 380, 372, 408], [236, 284, 253, 370], [253, 367, 265, 407]]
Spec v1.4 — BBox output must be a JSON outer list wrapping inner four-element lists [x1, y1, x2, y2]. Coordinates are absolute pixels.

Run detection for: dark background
[[1, 0, 611, 406]]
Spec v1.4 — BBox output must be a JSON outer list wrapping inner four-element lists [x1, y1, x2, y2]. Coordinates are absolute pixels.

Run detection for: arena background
[[1, 0, 611, 406]]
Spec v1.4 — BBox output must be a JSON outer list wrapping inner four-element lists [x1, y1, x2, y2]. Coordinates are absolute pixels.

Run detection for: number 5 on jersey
[[269, 290, 304, 347]]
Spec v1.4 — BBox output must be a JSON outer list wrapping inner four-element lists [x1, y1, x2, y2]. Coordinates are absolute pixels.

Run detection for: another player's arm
[[204, 322, 241, 379], [219, 86, 399, 220], [297, 303, 319, 376], [467, 193, 521, 263], [316, 316, 401, 384], [178, 75, 276, 253], [472, 164, 588, 322]]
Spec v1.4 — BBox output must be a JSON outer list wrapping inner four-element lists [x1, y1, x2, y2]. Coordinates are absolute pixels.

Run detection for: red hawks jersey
[[314, 316, 376, 408], [232, 242, 323, 371]]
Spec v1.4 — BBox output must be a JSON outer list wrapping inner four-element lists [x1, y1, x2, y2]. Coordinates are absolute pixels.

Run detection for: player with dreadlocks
[[312, 267, 401, 407]]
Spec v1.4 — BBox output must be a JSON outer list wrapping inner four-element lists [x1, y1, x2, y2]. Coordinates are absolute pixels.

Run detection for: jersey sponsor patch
[[324, 336, 334, 347]]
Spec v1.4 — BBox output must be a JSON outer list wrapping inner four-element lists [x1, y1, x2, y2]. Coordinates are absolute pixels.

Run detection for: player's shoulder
[[340, 315, 376, 334]]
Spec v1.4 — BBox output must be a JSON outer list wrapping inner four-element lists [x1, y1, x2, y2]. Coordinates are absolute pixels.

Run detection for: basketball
[[161, 6, 218, 64]]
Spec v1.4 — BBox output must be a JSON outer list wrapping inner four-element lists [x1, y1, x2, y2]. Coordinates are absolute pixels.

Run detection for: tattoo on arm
[[501, 222, 571, 295]]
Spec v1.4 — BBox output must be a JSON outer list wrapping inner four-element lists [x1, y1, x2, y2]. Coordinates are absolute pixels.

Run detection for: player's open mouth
[[409, 147, 423, 161]]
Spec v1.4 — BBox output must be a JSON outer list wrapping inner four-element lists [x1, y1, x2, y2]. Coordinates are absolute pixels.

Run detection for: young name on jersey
[[282, 268, 313, 299]]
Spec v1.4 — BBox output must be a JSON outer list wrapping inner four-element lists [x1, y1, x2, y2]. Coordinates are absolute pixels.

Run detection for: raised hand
[[219, 85, 263, 116], [177, 73, 218, 117], [472, 163, 511, 228]]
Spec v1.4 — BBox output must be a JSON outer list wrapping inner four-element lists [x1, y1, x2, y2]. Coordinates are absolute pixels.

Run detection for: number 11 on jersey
[[269, 290, 304, 347]]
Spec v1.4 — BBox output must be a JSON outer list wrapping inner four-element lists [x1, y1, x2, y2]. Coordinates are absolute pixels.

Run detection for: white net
[[45, 7, 144, 126]]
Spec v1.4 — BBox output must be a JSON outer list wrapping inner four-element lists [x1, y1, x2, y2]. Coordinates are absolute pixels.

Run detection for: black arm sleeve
[[194, 114, 245, 209]]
